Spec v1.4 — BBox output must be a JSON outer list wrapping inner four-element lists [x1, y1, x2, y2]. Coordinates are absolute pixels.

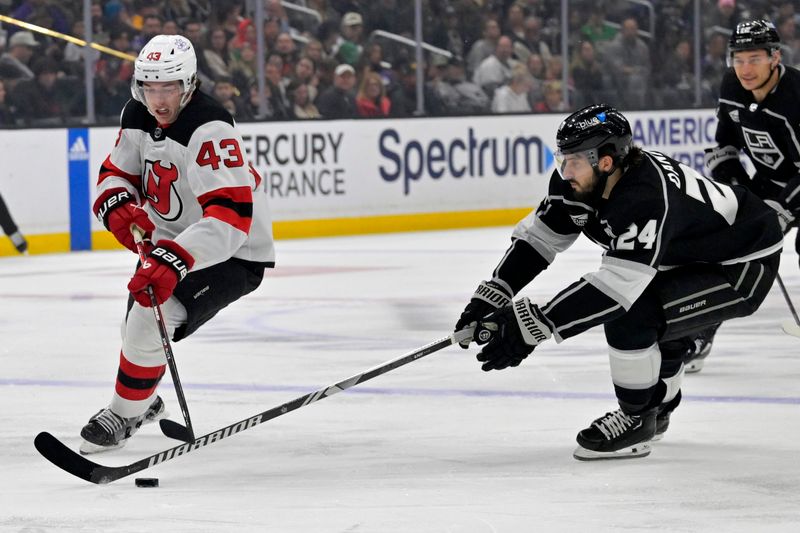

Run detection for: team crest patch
[[174, 38, 191, 51], [570, 213, 589, 226], [728, 110, 740, 123], [742, 127, 784, 169]]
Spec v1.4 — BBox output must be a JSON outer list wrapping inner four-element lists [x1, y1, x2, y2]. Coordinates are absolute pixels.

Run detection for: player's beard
[[572, 170, 602, 203]]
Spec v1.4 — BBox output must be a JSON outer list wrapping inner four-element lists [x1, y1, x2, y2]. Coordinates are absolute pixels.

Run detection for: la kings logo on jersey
[[143, 159, 183, 221], [742, 127, 784, 169]]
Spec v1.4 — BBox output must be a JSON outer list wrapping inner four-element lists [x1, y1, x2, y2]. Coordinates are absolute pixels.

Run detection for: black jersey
[[493, 150, 783, 342], [715, 65, 800, 201]]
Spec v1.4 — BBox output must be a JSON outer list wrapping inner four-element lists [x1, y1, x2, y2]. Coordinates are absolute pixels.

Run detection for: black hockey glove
[[454, 280, 512, 348], [704, 146, 749, 185], [764, 199, 796, 233], [473, 298, 553, 372]]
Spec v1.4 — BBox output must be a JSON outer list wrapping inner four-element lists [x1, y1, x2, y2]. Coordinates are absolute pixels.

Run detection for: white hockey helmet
[[131, 34, 197, 110]]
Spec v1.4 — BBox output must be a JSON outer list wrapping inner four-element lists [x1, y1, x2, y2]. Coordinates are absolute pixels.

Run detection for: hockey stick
[[131, 226, 195, 443], [34, 327, 475, 484], [775, 273, 800, 338]]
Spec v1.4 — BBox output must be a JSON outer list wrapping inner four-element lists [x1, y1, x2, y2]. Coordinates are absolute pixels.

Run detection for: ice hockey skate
[[573, 408, 656, 461], [684, 324, 721, 374], [79, 396, 167, 455], [651, 391, 682, 442]]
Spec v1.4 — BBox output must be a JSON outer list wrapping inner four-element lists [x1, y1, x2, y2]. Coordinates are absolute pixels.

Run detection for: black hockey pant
[[604, 252, 780, 413]]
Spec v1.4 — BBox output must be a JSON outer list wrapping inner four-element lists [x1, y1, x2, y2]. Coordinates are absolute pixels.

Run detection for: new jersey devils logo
[[143, 160, 183, 221]]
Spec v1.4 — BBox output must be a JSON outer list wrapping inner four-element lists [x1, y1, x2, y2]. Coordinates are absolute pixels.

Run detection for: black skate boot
[[573, 408, 656, 461], [684, 324, 721, 374], [79, 396, 167, 455], [651, 390, 682, 442]]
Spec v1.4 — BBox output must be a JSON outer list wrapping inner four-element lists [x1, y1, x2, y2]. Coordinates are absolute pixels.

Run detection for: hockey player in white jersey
[[455, 105, 782, 461], [79, 35, 275, 454]]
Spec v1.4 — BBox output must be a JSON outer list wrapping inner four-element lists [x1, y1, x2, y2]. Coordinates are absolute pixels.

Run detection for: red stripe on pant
[[115, 351, 166, 401]]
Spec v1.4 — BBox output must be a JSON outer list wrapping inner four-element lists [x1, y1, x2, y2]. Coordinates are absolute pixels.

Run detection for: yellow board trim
[[0, 208, 532, 256]]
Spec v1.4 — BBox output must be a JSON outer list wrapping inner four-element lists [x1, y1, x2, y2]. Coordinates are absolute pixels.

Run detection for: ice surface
[[1, 227, 798, 532]]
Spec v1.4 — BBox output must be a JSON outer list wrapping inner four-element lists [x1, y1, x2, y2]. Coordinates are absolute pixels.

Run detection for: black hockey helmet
[[729, 20, 781, 55], [555, 104, 632, 171]]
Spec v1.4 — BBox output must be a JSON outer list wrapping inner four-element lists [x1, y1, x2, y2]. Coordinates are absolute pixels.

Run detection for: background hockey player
[[701, 19, 800, 372], [80, 34, 275, 454], [455, 104, 782, 461]]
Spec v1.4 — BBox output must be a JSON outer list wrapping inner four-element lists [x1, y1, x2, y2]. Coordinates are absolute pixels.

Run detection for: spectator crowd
[[1, 0, 799, 127]]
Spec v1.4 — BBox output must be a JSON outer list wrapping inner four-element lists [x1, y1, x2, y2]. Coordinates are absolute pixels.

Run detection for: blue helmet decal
[[597, 112, 607, 123]]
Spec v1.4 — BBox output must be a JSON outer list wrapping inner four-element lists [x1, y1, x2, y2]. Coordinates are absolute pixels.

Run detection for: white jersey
[[97, 92, 275, 270]]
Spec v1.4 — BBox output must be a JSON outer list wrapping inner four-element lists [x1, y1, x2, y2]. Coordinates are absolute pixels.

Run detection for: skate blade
[[573, 442, 652, 461], [79, 439, 128, 455]]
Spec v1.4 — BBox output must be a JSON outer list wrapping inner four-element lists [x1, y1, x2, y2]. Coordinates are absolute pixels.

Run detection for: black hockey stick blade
[[34, 432, 118, 484], [160, 418, 195, 442], [34, 328, 474, 484]]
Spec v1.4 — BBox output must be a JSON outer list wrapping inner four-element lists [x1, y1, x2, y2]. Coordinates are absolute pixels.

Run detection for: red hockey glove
[[128, 240, 194, 307], [93, 188, 155, 253]]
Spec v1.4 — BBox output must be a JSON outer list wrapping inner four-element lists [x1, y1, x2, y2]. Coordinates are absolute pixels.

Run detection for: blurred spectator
[[366, 0, 414, 37], [204, 28, 233, 80], [525, 52, 546, 104], [231, 19, 256, 51], [360, 42, 393, 85], [432, 57, 489, 115], [293, 56, 319, 96], [184, 19, 206, 47], [513, 16, 552, 64], [430, 5, 466, 60], [11, 0, 70, 35], [215, 2, 245, 38], [504, 2, 527, 44], [229, 41, 258, 95], [316, 63, 357, 119], [355, 70, 391, 117], [0, 78, 14, 125], [570, 40, 610, 108], [162, 20, 181, 35], [466, 18, 501, 76], [212, 76, 250, 120], [604, 17, 651, 109], [132, 15, 163, 52], [702, 32, 729, 103], [776, 14, 799, 66], [580, 4, 617, 52], [473, 35, 519, 97], [265, 57, 290, 109], [304, 38, 327, 64], [274, 32, 298, 77], [387, 60, 445, 117], [533, 80, 568, 113], [654, 38, 695, 108], [491, 65, 533, 113], [63, 20, 100, 76], [335, 12, 364, 66], [0, 31, 38, 82], [288, 81, 320, 119], [7, 58, 67, 125], [704, 0, 743, 38]]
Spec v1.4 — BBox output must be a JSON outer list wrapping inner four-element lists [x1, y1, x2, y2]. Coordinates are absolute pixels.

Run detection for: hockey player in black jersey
[[79, 35, 275, 454], [455, 104, 782, 461], [701, 20, 800, 373]]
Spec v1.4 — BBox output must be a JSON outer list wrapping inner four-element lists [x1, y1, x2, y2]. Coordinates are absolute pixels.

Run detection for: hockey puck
[[135, 477, 159, 488]]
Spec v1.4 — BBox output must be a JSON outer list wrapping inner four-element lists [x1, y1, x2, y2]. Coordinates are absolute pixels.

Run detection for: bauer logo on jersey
[[742, 127, 784, 170], [143, 159, 183, 221]]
